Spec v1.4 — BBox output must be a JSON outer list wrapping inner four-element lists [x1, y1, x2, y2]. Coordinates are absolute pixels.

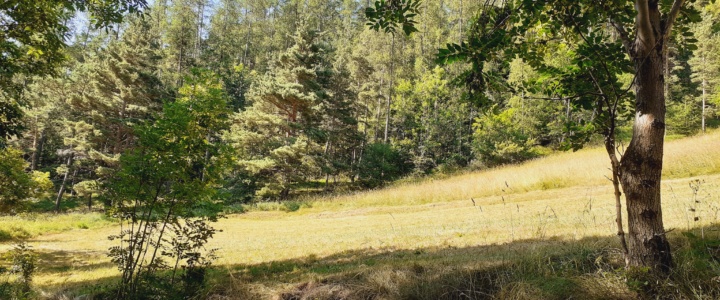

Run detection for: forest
[[1, 0, 720, 299]]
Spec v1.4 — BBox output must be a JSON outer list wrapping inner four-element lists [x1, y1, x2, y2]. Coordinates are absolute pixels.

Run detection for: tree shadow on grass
[[34, 249, 113, 274], [211, 225, 720, 300], [20, 225, 720, 299], [10, 249, 119, 297], [212, 236, 624, 299]]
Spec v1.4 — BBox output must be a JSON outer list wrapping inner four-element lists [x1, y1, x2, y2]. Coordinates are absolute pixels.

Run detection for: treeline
[[1, 0, 719, 211]]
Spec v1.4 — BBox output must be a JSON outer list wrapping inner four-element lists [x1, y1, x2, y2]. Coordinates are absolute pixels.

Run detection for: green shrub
[[472, 108, 539, 166], [0, 148, 52, 214], [0, 230, 11, 242], [0, 226, 30, 242], [356, 143, 412, 187], [283, 201, 302, 212], [0, 242, 37, 299]]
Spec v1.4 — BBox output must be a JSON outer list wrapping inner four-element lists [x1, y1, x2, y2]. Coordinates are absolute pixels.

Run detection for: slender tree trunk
[[35, 131, 45, 170], [620, 2, 672, 272], [702, 67, 706, 133], [384, 34, 395, 143], [30, 125, 42, 171], [196, 0, 205, 59], [605, 134, 630, 265], [55, 154, 74, 213], [69, 168, 78, 196], [376, 75, 385, 142], [243, 9, 253, 66]]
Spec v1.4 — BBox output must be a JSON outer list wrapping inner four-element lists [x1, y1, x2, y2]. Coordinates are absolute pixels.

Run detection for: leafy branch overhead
[[365, 0, 421, 35], [0, 0, 148, 144]]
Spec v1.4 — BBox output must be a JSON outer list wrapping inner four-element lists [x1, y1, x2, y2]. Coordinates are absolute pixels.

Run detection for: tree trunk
[[34, 131, 45, 170], [376, 75, 385, 142], [55, 154, 74, 213], [702, 74, 706, 133], [30, 127, 43, 171], [384, 34, 395, 143], [605, 134, 630, 265], [243, 8, 252, 66], [620, 1, 672, 272]]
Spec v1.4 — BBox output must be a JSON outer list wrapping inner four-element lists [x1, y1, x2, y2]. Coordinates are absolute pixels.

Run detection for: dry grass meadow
[[2, 131, 720, 299]]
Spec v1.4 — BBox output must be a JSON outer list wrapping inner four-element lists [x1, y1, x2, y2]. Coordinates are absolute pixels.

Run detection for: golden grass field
[[2, 131, 720, 298]]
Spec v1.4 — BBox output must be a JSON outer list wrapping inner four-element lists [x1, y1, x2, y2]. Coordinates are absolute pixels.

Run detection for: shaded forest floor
[[2, 131, 720, 299]]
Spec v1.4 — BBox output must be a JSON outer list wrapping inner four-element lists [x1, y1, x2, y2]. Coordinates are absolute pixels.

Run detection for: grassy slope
[[2, 131, 720, 298]]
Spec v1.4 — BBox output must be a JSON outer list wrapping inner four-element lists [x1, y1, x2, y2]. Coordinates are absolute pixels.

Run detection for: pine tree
[[85, 15, 168, 154], [203, 0, 251, 110], [46, 15, 168, 211], [317, 54, 364, 187], [688, 4, 720, 132], [164, 0, 207, 86], [227, 24, 339, 199]]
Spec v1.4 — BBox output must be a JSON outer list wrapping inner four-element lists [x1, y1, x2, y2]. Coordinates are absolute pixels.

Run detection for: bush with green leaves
[[0, 242, 37, 299], [10, 242, 35, 295], [105, 70, 231, 299], [356, 143, 412, 187], [472, 108, 539, 166], [0, 148, 52, 214], [667, 97, 702, 135]]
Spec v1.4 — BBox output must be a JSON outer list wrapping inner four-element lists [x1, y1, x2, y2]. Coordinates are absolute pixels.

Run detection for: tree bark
[[55, 154, 74, 213], [30, 127, 43, 171], [702, 73, 707, 133], [384, 34, 395, 143], [605, 135, 629, 265], [619, 0, 672, 273]]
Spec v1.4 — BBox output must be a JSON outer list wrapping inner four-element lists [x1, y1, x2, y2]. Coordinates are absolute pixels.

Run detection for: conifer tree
[[204, 0, 251, 110], [689, 4, 720, 132], [44, 15, 168, 211], [84, 15, 168, 155], [164, 0, 206, 86], [317, 55, 364, 187], [228, 23, 336, 199]]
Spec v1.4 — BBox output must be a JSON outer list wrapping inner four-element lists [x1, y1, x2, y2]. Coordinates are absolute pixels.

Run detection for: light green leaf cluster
[[0, 148, 51, 212]]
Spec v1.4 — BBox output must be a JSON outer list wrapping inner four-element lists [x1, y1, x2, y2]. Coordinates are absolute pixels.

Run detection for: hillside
[[1, 131, 719, 298]]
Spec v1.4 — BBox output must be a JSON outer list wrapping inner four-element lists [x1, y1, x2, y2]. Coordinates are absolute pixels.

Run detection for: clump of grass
[[241, 200, 312, 213], [223, 203, 246, 214], [0, 212, 113, 242], [283, 201, 302, 212], [0, 227, 30, 242]]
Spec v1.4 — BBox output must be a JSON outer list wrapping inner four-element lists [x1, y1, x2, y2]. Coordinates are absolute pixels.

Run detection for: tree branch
[[635, 0, 656, 52], [609, 18, 633, 55], [523, 92, 606, 102], [664, 0, 685, 39]]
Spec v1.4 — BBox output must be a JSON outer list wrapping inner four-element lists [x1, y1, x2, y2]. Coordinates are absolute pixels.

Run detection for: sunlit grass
[[306, 129, 720, 210], [0, 213, 114, 242], [1, 130, 719, 297]]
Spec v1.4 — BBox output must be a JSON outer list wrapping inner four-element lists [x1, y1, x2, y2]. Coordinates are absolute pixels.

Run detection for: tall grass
[[308, 130, 720, 210], [0, 213, 113, 242]]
